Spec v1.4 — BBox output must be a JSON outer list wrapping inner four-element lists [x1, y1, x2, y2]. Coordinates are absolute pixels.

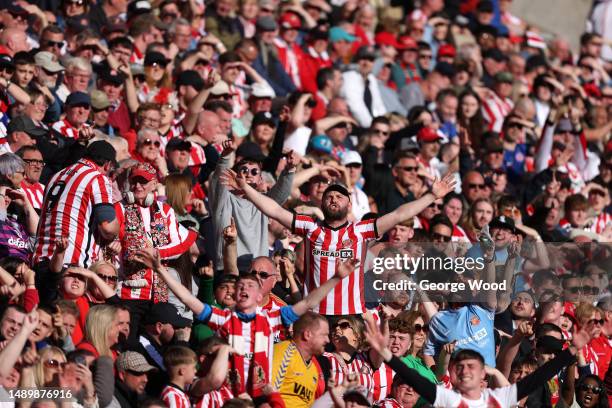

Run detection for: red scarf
[[222, 312, 271, 398]]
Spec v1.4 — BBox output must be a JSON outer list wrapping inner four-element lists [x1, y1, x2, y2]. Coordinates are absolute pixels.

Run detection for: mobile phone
[[74, 355, 87, 366]]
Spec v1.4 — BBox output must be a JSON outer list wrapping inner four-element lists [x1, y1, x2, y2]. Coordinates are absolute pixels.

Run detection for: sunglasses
[[428, 202, 443, 210], [45, 40, 65, 48], [0, 66, 15, 75], [249, 270, 274, 279], [98, 274, 118, 283], [579, 384, 602, 393], [398, 166, 418, 172], [413, 324, 429, 332], [93, 106, 111, 113], [335, 321, 352, 330], [468, 183, 486, 190], [588, 318, 604, 326], [239, 167, 260, 176], [143, 139, 161, 148], [432, 232, 452, 242], [419, 54, 433, 60], [23, 159, 45, 166], [44, 359, 67, 369], [346, 163, 362, 169]]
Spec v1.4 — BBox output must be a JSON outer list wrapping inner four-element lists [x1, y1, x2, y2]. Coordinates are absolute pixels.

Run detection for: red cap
[[437, 44, 456, 58], [582, 83, 602, 99], [374, 32, 400, 48], [130, 162, 157, 182], [397, 35, 418, 50], [279, 12, 301, 29], [417, 127, 442, 143]]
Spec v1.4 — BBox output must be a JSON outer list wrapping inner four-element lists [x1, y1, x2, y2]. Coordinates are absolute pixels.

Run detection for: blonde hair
[[84, 304, 118, 358], [575, 303, 602, 325], [89, 260, 117, 275], [165, 174, 192, 216], [34, 346, 66, 387], [163, 345, 197, 370]]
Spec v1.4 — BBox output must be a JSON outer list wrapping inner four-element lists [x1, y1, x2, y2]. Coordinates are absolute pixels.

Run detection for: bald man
[[195, 110, 225, 145], [0, 28, 29, 56]]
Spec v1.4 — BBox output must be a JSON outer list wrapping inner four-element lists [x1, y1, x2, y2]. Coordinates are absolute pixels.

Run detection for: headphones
[[124, 191, 155, 207]]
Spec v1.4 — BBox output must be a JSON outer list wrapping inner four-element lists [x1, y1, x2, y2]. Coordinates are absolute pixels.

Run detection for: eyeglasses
[[428, 202, 443, 210], [143, 139, 161, 148], [23, 159, 45, 166], [239, 167, 260, 176], [332, 122, 349, 129], [98, 274, 118, 283], [373, 129, 389, 136], [44, 40, 65, 48], [397, 166, 418, 172], [249, 270, 274, 279], [582, 286, 600, 295], [588, 318, 604, 326], [335, 321, 352, 330], [44, 359, 67, 369], [432, 232, 452, 242], [578, 384, 602, 393], [468, 183, 486, 190], [419, 54, 432, 60], [413, 324, 429, 332]]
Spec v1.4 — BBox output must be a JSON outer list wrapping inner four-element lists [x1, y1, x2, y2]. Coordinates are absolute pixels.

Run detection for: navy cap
[[434, 61, 455, 78], [144, 302, 191, 328], [489, 216, 516, 233], [166, 138, 192, 152], [144, 51, 169, 67], [176, 70, 204, 91], [236, 141, 267, 162], [98, 65, 126, 86], [324, 183, 351, 198], [251, 111, 276, 128], [65, 91, 91, 107]]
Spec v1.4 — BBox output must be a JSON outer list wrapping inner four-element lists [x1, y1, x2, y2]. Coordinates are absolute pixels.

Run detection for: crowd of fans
[[0, 0, 611, 406]]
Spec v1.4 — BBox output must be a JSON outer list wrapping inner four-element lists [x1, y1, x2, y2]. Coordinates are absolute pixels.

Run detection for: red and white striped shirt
[[161, 384, 191, 408], [34, 159, 113, 266], [21, 180, 45, 210], [452, 225, 471, 243], [115, 201, 197, 301], [372, 362, 395, 402], [482, 92, 514, 133], [323, 351, 375, 396], [292, 215, 378, 315], [51, 119, 80, 139], [195, 386, 233, 408], [377, 397, 402, 408], [275, 39, 303, 89]]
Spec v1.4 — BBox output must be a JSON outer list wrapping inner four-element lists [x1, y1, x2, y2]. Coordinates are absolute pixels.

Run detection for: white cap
[[251, 82, 275, 98], [341, 150, 362, 166], [210, 80, 230, 96]]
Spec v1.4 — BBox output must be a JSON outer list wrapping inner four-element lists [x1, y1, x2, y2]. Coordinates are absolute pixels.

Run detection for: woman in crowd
[[77, 304, 120, 359]]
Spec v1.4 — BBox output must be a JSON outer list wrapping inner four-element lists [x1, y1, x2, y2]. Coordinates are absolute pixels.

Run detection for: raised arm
[[190, 345, 235, 397], [376, 174, 456, 236], [0, 308, 38, 380], [219, 167, 293, 229], [222, 217, 239, 276], [134, 248, 205, 315]]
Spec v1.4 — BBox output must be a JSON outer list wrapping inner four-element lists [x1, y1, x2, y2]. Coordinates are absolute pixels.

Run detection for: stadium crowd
[[0, 0, 611, 406]]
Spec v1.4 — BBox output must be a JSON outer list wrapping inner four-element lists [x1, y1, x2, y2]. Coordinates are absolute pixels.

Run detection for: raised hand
[[198, 261, 215, 278], [363, 317, 387, 355], [53, 305, 68, 339], [515, 321, 533, 338], [219, 169, 247, 194], [279, 105, 291, 122], [442, 340, 456, 355], [22, 307, 40, 334], [133, 248, 162, 270], [221, 139, 235, 157], [334, 257, 358, 280], [431, 173, 457, 199], [192, 198, 208, 216], [507, 241, 520, 259], [285, 150, 300, 171], [106, 240, 122, 257], [55, 236, 69, 254], [572, 321, 594, 351]]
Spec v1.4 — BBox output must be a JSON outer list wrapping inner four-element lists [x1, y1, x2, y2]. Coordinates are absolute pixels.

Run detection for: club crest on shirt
[[341, 238, 354, 248], [470, 315, 480, 326]]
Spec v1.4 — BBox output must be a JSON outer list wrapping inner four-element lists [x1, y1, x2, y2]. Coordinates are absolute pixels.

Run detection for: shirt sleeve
[[432, 386, 463, 407], [280, 306, 300, 326], [354, 217, 378, 240], [157, 204, 198, 259], [195, 304, 213, 322], [423, 315, 443, 357], [292, 213, 317, 236], [89, 174, 113, 206]]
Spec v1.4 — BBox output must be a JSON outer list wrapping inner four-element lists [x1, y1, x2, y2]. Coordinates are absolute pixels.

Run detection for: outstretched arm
[[219, 168, 293, 229], [376, 174, 456, 236], [134, 249, 205, 315]]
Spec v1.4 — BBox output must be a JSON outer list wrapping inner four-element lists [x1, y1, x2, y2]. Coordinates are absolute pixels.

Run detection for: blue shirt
[[424, 304, 496, 366], [503, 144, 528, 183]]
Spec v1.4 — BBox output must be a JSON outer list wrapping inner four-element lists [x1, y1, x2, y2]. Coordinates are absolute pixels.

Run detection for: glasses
[[432, 232, 452, 242], [582, 286, 600, 295], [143, 139, 161, 148], [98, 274, 118, 283], [413, 324, 429, 332], [468, 183, 486, 190], [250, 270, 274, 279], [44, 40, 65, 48], [44, 359, 67, 369], [335, 321, 352, 330], [579, 384, 602, 393], [373, 129, 389, 136], [239, 167, 260, 176], [419, 54, 432, 60], [93, 107, 111, 113], [428, 202, 443, 210], [23, 159, 45, 167], [398, 166, 418, 173], [588, 318, 604, 326]]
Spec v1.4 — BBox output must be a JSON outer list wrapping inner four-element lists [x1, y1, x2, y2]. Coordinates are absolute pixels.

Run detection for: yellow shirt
[[272, 341, 321, 408]]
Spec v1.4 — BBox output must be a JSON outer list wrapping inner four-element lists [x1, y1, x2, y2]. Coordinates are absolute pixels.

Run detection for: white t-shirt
[[433, 384, 518, 408]]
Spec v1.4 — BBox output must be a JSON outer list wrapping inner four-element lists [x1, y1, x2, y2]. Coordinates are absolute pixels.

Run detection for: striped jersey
[[51, 118, 80, 139], [115, 201, 198, 301], [323, 351, 375, 396], [372, 362, 395, 402], [482, 92, 514, 133], [195, 386, 233, 408], [292, 214, 378, 315], [161, 384, 191, 408], [34, 159, 113, 267], [376, 397, 402, 408], [21, 180, 45, 210]]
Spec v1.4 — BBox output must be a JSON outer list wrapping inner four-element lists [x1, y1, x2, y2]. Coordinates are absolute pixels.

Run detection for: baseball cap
[[127, 0, 152, 17], [494, 71, 514, 84], [324, 183, 351, 198], [0, 55, 13, 70], [256, 15, 278, 31], [176, 70, 205, 91], [91, 90, 111, 110], [166, 138, 192, 152], [86, 141, 117, 166], [398, 36, 418, 50], [213, 273, 239, 289], [34, 52, 64, 73], [483, 48, 506, 63], [251, 83, 275, 98], [437, 44, 456, 58], [280, 12, 301, 29], [433, 61, 455, 78], [555, 118, 573, 134], [329, 27, 355, 43], [341, 150, 363, 166], [343, 386, 372, 407], [116, 351, 158, 373], [7, 116, 47, 137], [236, 141, 267, 162], [144, 51, 169, 67], [374, 32, 400, 49], [144, 302, 191, 328], [310, 134, 333, 154], [489, 216, 516, 233], [252, 111, 276, 128], [129, 162, 158, 182], [417, 127, 442, 143], [65, 92, 91, 107], [209, 80, 230, 96], [354, 46, 377, 61]]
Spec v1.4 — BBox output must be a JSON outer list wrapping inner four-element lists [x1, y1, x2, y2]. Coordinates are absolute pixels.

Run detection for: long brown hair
[[165, 173, 192, 216]]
